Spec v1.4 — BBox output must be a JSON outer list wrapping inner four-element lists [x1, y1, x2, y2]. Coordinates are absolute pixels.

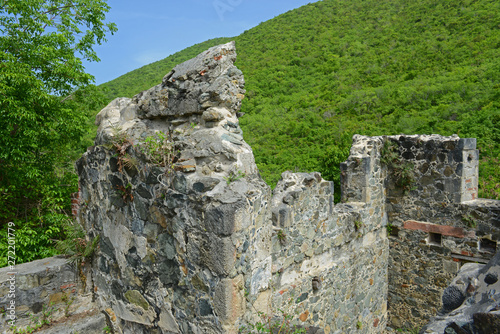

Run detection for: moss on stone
[[125, 290, 149, 310]]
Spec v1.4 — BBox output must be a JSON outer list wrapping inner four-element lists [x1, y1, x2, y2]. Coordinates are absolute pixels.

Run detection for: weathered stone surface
[[270, 171, 389, 333], [76, 42, 271, 334], [36, 309, 107, 334], [378, 133, 500, 330], [0, 257, 91, 332], [442, 286, 466, 312], [10, 42, 497, 334], [421, 250, 500, 333]]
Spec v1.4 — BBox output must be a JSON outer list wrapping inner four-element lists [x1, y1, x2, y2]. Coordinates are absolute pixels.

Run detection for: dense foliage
[[0, 0, 115, 266], [101, 0, 500, 202]]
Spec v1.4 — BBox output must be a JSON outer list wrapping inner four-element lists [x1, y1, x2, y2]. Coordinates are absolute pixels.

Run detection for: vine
[[381, 140, 416, 194]]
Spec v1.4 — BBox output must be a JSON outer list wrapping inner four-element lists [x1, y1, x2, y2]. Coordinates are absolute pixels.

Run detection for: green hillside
[[100, 0, 500, 200]]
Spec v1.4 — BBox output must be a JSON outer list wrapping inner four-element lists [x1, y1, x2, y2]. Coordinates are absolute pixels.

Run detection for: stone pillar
[[458, 138, 479, 202], [77, 42, 272, 334]]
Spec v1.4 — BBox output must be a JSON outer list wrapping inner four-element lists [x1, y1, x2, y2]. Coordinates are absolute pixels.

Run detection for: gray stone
[[204, 201, 245, 236], [37, 311, 107, 334], [157, 233, 176, 260]]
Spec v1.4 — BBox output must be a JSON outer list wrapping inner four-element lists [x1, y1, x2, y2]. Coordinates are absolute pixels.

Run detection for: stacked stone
[[0, 257, 102, 333], [77, 42, 272, 334], [269, 168, 388, 331], [384, 135, 478, 226], [379, 134, 500, 329]]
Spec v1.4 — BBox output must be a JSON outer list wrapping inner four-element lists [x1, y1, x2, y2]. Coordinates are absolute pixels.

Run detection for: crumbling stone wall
[[74, 43, 393, 334], [77, 42, 273, 334], [379, 135, 500, 329], [3, 41, 500, 334], [269, 169, 388, 333], [71, 42, 500, 334], [0, 257, 104, 333]]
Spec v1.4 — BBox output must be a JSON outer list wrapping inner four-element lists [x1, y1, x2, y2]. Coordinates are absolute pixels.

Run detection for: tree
[[0, 0, 116, 265]]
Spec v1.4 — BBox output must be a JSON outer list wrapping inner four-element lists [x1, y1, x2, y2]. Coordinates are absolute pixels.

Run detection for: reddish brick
[[403, 220, 475, 238], [60, 283, 76, 290], [373, 318, 379, 327], [299, 310, 309, 322]]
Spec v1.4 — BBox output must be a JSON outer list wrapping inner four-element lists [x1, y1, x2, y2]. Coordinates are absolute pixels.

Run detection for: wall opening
[[390, 226, 400, 238], [480, 238, 497, 254], [428, 232, 442, 246]]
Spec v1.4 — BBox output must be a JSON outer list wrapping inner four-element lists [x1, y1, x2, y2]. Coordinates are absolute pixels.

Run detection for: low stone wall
[[0, 257, 101, 334], [270, 172, 388, 334], [381, 135, 500, 329]]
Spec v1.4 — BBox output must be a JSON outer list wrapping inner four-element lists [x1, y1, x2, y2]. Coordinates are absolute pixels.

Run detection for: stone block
[[113, 299, 157, 326], [443, 260, 459, 274], [205, 201, 246, 236], [459, 138, 477, 150], [158, 305, 180, 333], [214, 278, 245, 325], [203, 234, 236, 275], [403, 220, 475, 238]]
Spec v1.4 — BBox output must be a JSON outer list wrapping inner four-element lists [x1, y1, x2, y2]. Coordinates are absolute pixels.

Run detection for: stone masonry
[[1, 43, 499, 334], [379, 135, 500, 330], [74, 42, 390, 334]]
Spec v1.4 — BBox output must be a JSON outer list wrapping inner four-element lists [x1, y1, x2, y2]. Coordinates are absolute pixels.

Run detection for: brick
[[403, 220, 475, 238]]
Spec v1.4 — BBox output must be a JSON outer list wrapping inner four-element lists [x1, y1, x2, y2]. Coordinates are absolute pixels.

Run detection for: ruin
[[1, 42, 499, 334]]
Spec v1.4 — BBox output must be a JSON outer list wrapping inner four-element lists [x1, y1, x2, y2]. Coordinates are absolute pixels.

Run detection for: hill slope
[[99, 0, 500, 200]]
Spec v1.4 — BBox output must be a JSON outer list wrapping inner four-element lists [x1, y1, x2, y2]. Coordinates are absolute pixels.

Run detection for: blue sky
[[84, 0, 317, 85]]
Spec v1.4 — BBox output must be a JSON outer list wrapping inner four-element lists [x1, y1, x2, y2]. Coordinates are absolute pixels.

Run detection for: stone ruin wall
[[72, 41, 389, 334], [269, 171, 388, 334], [379, 135, 500, 330], [1, 42, 500, 334]]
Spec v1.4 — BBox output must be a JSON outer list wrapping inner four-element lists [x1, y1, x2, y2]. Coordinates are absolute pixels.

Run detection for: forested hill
[[100, 0, 500, 200]]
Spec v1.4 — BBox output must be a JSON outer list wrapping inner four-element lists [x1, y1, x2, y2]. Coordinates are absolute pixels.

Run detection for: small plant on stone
[[380, 140, 399, 166], [121, 153, 139, 172], [105, 124, 135, 174], [55, 217, 100, 268], [354, 220, 364, 231], [103, 326, 112, 334], [462, 214, 477, 228], [61, 293, 76, 317], [141, 131, 176, 169], [239, 310, 306, 334], [40, 302, 56, 326], [356, 321, 363, 329], [386, 222, 394, 235], [12, 302, 56, 333], [381, 140, 416, 194], [224, 170, 246, 184], [116, 183, 134, 203], [277, 229, 287, 245]]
